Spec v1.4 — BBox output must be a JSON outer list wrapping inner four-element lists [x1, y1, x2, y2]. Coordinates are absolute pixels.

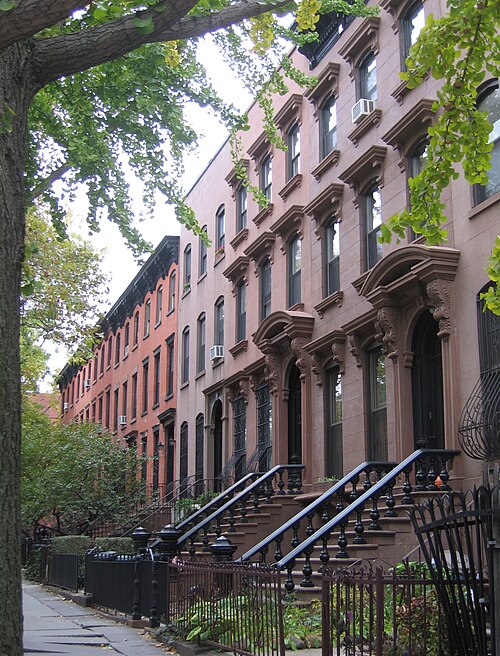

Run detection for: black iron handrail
[[177, 464, 305, 549], [175, 472, 260, 532], [239, 460, 397, 563], [277, 448, 460, 585]]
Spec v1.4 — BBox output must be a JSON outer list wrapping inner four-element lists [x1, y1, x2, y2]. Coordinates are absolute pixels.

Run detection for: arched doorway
[[287, 364, 302, 464], [411, 312, 444, 449], [212, 400, 223, 490]]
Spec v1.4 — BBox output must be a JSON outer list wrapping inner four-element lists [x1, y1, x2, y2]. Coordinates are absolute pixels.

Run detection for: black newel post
[[158, 524, 182, 560], [210, 535, 237, 596], [156, 525, 183, 627], [131, 527, 150, 621]]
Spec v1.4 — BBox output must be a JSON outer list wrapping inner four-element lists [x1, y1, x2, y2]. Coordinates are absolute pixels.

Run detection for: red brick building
[[58, 236, 179, 497]]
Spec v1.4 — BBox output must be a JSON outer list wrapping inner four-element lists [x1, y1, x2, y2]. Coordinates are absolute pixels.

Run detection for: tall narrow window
[[325, 366, 343, 479], [199, 226, 207, 276], [236, 281, 246, 343], [113, 388, 119, 432], [105, 388, 111, 429], [122, 381, 128, 419], [115, 333, 121, 365], [168, 271, 176, 312], [288, 236, 302, 307], [287, 124, 300, 179], [131, 372, 137, 420], [401, 2, 424, 68], [359, 52, 377, 102], [98, 395, 103, 423], [473, 80, 500, 205], [325, 218, 340, 296], [260, 258, 272, 321], [256, 383, 272, 471], [133, 311, 139, 346], [142, 358, 149, 414], [155, 286, 163, 325], [144, 300, 151, 337], [107, 337, 112, 368], [100, 345, 105, 374], [153, 428, 160, 493], [181, 327, 190, 384], [214, 297, 224, 347], [195, 414, 204, 490], [153, 349, 160, 406], [197, 313, 206, 373], [320, 96, 337, 159], [216, 205, 225, 251], [180, 423, 189, 484], [141, 433, 147, 482], [237, 186, 247, 232], [124, 323, 130, 355], [260, 155, 272, 201], [367, 343, 387, 461], [363, 183, 382, 270], [183, 245, 191, 292], [166, 336, 174, 397], [232, 395, 247, 481], [94, 355, 98, 381]]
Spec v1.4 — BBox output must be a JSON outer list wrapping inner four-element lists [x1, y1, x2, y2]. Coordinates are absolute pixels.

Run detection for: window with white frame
[[214, 297, 224, 347], [473, 80, 500, 205], [260, 155, 272, 201], [320, 96, 337, 160], [181, 327, 190, 384], [363, 182, 382, 270], [236, 281, 246, 343], [287, 123, 300, 179], [196, 313, 206, 374], [260, 258, 272, 321], [288, 235, 301, 307], [358, 52, 377, 103], [216, 205, 225, 251], [324, 218, 340, 296]]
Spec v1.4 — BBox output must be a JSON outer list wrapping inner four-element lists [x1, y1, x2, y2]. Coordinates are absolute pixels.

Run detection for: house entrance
[[287, 365, 302, 464], [411, 312, 444, 449]]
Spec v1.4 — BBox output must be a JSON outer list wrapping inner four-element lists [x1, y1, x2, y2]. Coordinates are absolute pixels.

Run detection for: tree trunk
[[0, 40, 38, 656]]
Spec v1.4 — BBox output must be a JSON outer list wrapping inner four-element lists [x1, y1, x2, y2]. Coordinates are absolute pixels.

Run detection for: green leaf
[[0, 0, 15, 10], [133, 16, 154, 33]]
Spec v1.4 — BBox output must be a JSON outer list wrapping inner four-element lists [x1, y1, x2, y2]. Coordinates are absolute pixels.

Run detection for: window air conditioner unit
[[351, 98, 375, 124], [63, 403, 69, 411], [124, 345, 129, 357], [84, 379, 91, 389], [210, 345, 224, 361], [119, 415, 127, 426]]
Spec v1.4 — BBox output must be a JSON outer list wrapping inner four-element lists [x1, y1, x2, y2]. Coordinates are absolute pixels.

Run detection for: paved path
[[23, 582, 172, 655]]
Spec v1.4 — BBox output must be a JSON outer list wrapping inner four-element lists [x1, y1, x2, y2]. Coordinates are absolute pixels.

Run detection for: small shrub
[[24, 548, 42, 582], [52, 535, 93, 554]]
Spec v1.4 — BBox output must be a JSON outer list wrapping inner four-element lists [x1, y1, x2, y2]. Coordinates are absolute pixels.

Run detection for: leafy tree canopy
[[20, 208, 108, 391], [21, 397, 145, 536]]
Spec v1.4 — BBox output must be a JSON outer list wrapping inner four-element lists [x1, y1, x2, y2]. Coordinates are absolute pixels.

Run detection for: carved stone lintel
[[331, 339, 346, 374], [374, 306, 399, 359], [311, 353, 324, 386], [349, 334, 363, 368], [291, 338, 310, 380], [264, 352, 280, 395], [426, 279, 453, 339]]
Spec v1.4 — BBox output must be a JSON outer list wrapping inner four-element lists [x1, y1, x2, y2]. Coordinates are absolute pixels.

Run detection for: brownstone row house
[[174, 0, 499, 493], [60, 0, 499, 500], [58, 236, 179, 498]]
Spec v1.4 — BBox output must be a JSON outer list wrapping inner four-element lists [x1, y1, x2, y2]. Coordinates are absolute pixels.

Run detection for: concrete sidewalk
[[23, 582, 172, 655]]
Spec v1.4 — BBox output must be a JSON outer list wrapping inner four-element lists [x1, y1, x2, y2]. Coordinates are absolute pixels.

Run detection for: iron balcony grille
[[458, 368, 500, 460]]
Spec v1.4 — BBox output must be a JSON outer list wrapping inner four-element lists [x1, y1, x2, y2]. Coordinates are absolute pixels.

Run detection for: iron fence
[[322, 560, 449, 656], [47, 553, 80, 592], [164, 560, 285, 656]]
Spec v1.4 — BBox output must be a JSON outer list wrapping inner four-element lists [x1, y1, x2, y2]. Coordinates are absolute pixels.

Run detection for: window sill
[[180, 381, 189, 390], [152, 402, 159, 410], [154, 320, 161, 329], [314, 291, 344, 318], [348, 109, 382, 147], [468, 191, 500, 220], [114, 362, 119, 369], [229, 340, 248, 357], [165, 392, 173, 401], [214, 254, 225, 267], [197, 272, 207, 284], [311, 150, 340, 182], [130, 416, 136, 425], [195, 370, 206, 380], [253, 203, 274, 227], [279, 174, 302, 201], [167, 308, 175, 317], [212, 358, 224, 369], [143, 332, 150, 340], [182, 286, 191, 297], [132, 343, 138, 351], [141, 410, 148, 417], [288, 302, 304, 312]]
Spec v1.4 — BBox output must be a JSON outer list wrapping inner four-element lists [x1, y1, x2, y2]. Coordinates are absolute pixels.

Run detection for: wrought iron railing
[[458, 368, 500, 460], [239, 460, 397, 564], [276, 449, 459, 590], [177, 464, 305, 556], [411, 486, 499, 656]]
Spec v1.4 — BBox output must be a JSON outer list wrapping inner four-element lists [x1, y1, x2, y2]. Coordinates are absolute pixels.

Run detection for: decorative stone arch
[[357, 243, 461, 460], [253, 309, 315, 480]]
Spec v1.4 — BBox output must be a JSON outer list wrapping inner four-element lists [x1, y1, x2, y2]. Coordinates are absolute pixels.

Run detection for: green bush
[[24, 549, 42, 582], [52, 535, 93, 554], [95, 537, 134, 554]]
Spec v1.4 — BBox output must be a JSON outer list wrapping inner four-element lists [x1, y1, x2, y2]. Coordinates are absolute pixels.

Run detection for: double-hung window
[[320, 97, 337, 160], [287, 124, 300, 179], [288, 236, 301, 307], [325, 218, 340, 296]]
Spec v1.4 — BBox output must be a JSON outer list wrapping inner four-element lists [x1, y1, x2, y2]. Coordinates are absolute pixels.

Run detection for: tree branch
[[34, 0, 290, 85], [0, 0, 93, 52], [30, 162, 72, 201]]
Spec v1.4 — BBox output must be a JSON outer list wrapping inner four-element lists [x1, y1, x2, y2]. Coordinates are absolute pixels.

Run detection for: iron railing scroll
[[458, 368, 500, 460]]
